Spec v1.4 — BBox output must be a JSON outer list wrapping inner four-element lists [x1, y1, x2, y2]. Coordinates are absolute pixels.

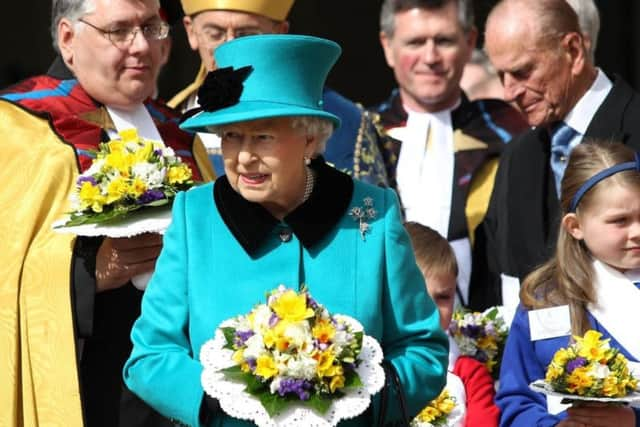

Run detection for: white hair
[[565, 0, 600, 61]]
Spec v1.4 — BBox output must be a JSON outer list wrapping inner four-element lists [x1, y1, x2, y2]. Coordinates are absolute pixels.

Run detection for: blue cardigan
[[123, 171, 448, 426]]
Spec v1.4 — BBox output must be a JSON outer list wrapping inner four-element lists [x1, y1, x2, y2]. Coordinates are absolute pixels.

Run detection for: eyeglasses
[[196, 26, 264, 46], [78, 18, 170, 48]]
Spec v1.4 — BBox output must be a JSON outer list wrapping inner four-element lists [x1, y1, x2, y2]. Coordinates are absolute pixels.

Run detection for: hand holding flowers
[[544, 330, 637, 398], [200, 285, 385, 426], [411, 389, 457, 427], [448, 307, 509, 377], [60, 129, 193, 227]]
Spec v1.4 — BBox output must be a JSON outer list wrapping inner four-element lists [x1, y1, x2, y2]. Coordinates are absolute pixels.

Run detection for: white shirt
[[563, 69, 613, 151]]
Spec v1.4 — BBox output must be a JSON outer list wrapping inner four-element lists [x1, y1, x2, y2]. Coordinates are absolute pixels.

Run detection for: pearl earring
[[304, 156, 311, 165]]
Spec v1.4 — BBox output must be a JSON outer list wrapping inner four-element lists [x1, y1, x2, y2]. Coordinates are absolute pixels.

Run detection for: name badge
[[528, 305, 571, 341]]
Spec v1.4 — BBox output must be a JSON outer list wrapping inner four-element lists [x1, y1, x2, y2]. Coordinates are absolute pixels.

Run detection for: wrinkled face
[[220, 117, 319, 219], [486, 23, 581, 127], [565, 184, 640, 273], [58, 0, 165, 109], [380, 4, 476, 113], [424, 270, 457, 330], [184, 10, 287, 71]]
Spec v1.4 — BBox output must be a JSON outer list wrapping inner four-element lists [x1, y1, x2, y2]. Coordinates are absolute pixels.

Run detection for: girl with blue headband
[[496, 141, 640, 426]]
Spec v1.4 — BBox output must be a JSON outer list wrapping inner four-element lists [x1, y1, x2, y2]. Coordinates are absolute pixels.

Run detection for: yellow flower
[[167, 165, 192, 185], [415, 405, 440, 422], [106, 177, 130, 204], [119, 128, 140, 143], [270, 290, 314, 323], [255, 354, 278, 379], [129, 178, 147, 198], [566, 366, 594, 394], [312, 319, 336, 344], [79, 181, 106, 212], [107, 139, 125, 153], [316, 350, 338, 377], [575, 330, 609, 362], [105, 151, 134, 176], [329, 375, 345, 393], [133, 141, 154, 163]]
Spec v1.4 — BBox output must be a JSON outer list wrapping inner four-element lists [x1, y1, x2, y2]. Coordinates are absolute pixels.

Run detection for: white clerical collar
[[403, 98, 461, 120], [106, 103, 164, 143], [564, 69, 612, 135]]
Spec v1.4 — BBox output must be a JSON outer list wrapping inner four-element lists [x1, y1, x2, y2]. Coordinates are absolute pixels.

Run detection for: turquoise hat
[[180, 34, 342, 132]]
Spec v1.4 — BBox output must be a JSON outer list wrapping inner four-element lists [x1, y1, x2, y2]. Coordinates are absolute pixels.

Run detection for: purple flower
[[246, 357, 257, 371], [77, 176, 97, 187], [137, 189, 165, 204], [268, 313, 280, 328], [277, 378, 312, 401], [307, 296, 319, 310], [234, 330, 254, 347], [462, 324, 484, 339], [153, 149, 163, 156], [566, 357, 587, 374]]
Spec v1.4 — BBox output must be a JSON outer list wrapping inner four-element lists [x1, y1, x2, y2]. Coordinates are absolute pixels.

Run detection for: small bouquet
[[59, 129, 193, 228], [411, 389, 457, 427], [543, 330, 637, 398], [448, 307, 508, 376], [200, 285, 385, 427]]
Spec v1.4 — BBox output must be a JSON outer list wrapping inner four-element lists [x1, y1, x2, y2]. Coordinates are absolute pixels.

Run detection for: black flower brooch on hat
[[181, 65, 253, 122]]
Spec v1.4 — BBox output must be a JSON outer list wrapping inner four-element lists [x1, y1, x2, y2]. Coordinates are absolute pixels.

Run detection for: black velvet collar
[[47, 56, 75, 80], [214, 156, 354, 256]]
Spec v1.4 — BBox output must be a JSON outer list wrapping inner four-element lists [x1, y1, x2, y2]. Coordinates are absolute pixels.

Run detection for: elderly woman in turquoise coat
[[123, 34, 448, 427]]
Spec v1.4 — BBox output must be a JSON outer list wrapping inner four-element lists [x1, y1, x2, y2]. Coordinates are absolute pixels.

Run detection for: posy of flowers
[[545, 330, 637, 398], [218, 285, 364, 417], [62, 129, 193, 226], [448, 307, 508, 376], [411, 389, 457, 427]]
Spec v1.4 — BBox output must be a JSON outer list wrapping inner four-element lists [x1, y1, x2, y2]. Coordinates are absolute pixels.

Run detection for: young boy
[[406, 222, 499, 427]]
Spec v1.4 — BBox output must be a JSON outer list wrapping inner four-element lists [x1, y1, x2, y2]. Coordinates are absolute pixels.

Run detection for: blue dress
[[123, 159, 448, 426], [498, 305, 640, 426]]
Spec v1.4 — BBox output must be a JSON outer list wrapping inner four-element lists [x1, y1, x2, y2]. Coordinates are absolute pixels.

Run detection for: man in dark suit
[[468, 0, 640, 314]]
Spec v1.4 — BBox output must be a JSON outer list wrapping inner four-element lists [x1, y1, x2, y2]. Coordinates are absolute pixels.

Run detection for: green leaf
[[221, 327, 236, 349], [343, 371, 363, 388], [220, 365, 247, 381], [305, 394, 332, 415], [259, 392, 290, 417], [485, 307, 498, 320]]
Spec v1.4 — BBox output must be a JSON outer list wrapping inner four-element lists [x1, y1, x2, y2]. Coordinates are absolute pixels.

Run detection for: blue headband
[[569, 152, 640, 212]]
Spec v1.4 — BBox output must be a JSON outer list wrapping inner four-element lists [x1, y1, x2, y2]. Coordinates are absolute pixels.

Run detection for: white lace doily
[[52, 206, 172, 238], [200, 316, 385, 427]]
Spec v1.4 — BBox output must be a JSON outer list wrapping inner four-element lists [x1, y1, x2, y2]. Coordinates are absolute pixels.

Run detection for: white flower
[[590, 363, 611, 379], [243, 333, 267, 360], [278, 353, 317, 380], [269, 376, 283, 394], [251, 304, 273, 332], [283, 321, 312, 350], [132, 162, 165, 187]]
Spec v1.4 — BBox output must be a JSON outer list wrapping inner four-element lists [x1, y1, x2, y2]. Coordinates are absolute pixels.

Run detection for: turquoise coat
[[123, 163, 447, 426]]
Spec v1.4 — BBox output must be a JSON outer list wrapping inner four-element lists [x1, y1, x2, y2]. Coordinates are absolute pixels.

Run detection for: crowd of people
[[3, 0, 640, 426]]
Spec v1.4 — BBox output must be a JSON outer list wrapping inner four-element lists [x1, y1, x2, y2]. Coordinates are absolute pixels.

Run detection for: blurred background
[[2, 0, 639, 107]]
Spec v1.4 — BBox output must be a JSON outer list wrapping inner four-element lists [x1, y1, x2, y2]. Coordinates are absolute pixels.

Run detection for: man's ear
[[58, 18, 76, 66], [562, 212, 584, 240], [183, 15, 199, 50], [380, 31, 395, 68], [563, 31, 587, 76]]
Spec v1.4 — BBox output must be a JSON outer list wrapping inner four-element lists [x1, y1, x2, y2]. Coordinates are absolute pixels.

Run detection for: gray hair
[[565, 0, 600, 61], [290, 116, 334, 154], [380, 0, 474, 37], [51, 0, 96, 53], [208, 116, 334, 155]]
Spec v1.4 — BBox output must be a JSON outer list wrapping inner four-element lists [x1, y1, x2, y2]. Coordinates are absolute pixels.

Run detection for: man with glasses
[[170, 0, 390, 186], [0, 0, 213, 426]]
